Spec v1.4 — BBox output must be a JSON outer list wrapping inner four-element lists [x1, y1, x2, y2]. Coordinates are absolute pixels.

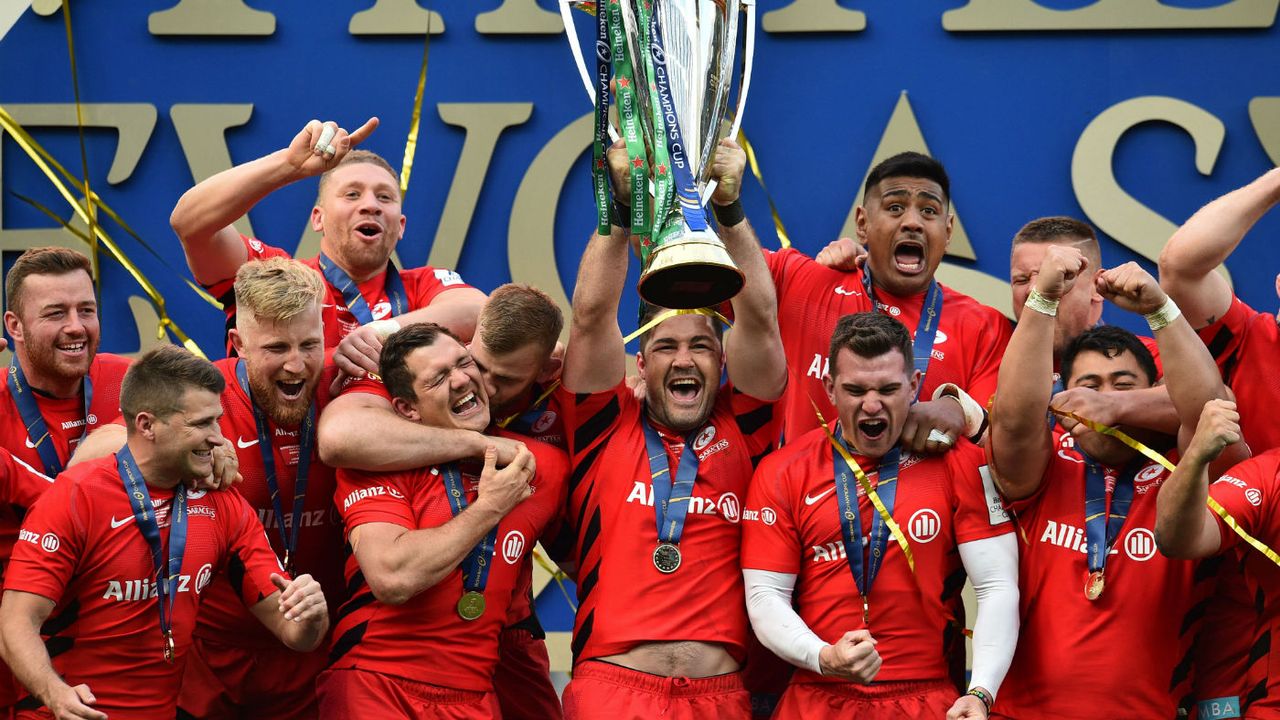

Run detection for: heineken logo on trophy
[[561, 0, 757, 309]]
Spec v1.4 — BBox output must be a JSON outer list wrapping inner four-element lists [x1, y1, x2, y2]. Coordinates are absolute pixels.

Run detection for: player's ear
[[823, 373, 836, 404], [134, 412, 157, 440], [537, 355, 562, 385], [3, 310, 22, 343], [228, 328, 245, 356], [391, 396, 420, 422], [310, 206, 325, 233]]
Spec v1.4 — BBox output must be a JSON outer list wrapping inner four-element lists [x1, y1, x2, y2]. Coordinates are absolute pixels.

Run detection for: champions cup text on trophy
[[561, 0, 757, 310]]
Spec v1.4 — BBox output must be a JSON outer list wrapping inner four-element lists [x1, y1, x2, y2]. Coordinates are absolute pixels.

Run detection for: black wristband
[[610, 200, 631, 229], [712, 199, 745, 227]]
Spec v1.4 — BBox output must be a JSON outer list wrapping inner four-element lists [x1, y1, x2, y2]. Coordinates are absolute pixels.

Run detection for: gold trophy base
[[638, 232, 745, 310]]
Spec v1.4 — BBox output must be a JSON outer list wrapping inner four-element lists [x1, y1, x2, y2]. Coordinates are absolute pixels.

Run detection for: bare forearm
[[722, 219, 786, 400], [358, 504, 506, 605], [564, 229, 629, 393], [170, 149, 303, 245], [0, 615, 65, 705], [1155, 458, 1216, 559], [318, 401, 485, 471], [278, 613, 329, 652], [990, 311, 1054, 489], [391, 288, 487, 343], [1110, 386, 1180, 435], [1160, 167, 1280, 276], [1153, 318, 1229, 428]]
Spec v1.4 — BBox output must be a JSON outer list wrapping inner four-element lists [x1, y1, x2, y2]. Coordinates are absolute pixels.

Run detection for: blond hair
[[233, 257, 324, 323], [316, 150, 401, 202], [478, 283, 563, 356]]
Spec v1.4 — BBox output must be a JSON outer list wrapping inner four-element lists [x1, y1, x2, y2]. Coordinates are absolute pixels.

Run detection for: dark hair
[[863, 152, 950, 205], [120, 345, 224, 424], [1061, 325, 1157, 387], [1013, 216, 1102, 267], [635, 302, 725, 351], [5, 247, 94, 316], [379, 322, 461, 402], [828, 312, 914, 374]]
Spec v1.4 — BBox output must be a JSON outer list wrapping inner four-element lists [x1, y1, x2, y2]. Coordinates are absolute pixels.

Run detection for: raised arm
[[351, 446, 533, 605], [711, 140, 786, 402], [1158, 167, 1280, 328], [317, 390, 523, 471], [330, 286, 488, 378], [0, 590, 105, 720], [989, 246, 1088, 500], [562, 225, 630, 394], [170, 117, 378, 285], [1155, 399, 1241, 559]]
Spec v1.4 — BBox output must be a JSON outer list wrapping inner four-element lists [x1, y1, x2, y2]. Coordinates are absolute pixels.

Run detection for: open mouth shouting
[[892, 238, 927, 276], [856, 417, 890, 445], [451, 389, 484, 419], [666, 375, 704, 407], [276, 379, 307, 402], [353, 221, 384, 243]]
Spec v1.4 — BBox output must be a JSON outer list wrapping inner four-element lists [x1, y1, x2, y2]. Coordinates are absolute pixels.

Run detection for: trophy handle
[[701, 0, 756, 207]]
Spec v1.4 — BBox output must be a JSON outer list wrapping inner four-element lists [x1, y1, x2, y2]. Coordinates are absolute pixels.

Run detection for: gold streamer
[[60, 0, 99, 286], [622, 307, 733, 345], [0, 108, 206, 358], [737, 131, 791, 249], [1050, 408, 1280, 567], [532, 548, 578, 612], [400, 12, 432, 198], [496, 381, 561, 429]]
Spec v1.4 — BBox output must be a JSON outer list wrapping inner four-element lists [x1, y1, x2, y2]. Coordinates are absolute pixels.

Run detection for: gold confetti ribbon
[[1051, 408, 1280, 567], [622, 307, 733, 345], [737, 131, 791, 249], [532, 548, 578, 612], [400, 12, 432, 198], [0, 107, 206, 358], [496, 381, 561, 429], [60, 0, 99, 285]]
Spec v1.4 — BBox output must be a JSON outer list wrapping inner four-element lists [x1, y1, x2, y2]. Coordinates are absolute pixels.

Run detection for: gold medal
[[653, 543, 682, 574], [1084, 570, 1105, 601], [457, 591, 486, 621], [163, 631, 175, 664]]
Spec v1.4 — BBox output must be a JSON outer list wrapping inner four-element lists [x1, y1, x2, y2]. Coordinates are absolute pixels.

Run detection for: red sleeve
[[334, 469, 415, 535], [1206, 456, 1278, 552], [407, 266, 475, 308], [337, 372, 393, 401], [0, 448, 54, 509], [3, 476, 87, 602], [725, 384, 780, 462], [222, 489, 287, 606], [1138, 335, 1164, 379], [740, 451, 801, 574], [963, 305, 1013, 409], [202, 234, 291, 299], [518, 438, 569, 541], [1196, 294, 1258, 379], [948, 441, 1014, 544], [555, 382, 631, 462]]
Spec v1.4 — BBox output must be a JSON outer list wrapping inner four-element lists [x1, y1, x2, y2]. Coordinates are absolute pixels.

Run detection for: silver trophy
[[561, 0, 757, 309]]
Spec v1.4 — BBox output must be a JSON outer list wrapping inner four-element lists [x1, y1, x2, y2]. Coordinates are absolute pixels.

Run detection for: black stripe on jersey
[[1248, 627, 1270, 666], [228, 549, 248, 600], [1168, 646, 1193, 690], [14, 696, 41, 711], [335, 590, 377, 623], [329, 620, 369, 664], [734, 400, 774, 438], [569, 442, 605, 497], [573, 394, 620, 456], [1204, 325, 1236, 366], [40, 599, 79, 637], [44, 635, 74, 660], [577, 507, 603, 576], [571, 609, 594, 663], [940, 567, 966, 603], [1178, 598, 1208, 636], [578, 562, 600, 609], [749, 447, 774, 470], [345, 563, 365, 598], [1245, 678, 1268, 711]]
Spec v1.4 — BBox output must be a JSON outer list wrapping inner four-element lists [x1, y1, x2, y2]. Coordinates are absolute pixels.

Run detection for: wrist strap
[[932, 383, 989, 440], [1025, 288, 1059, 317], [966, 687, 993, 715], [712, 199, 746, 228], [1144, 296, 1182, 332], [610, 200, 632, 230]]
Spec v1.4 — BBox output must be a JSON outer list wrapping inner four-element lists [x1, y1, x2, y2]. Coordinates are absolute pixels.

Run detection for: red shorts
[[562, 661, 750, 720], [316, 668, 499, 720], [775, 679, 955, 720], [177, 636, 328, 719], [494, 626, 562, 720]]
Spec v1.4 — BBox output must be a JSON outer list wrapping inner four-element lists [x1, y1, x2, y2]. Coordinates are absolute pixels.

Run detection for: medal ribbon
[[861, 268, 943, 400], [645, 1, 709, 247], [591, 0, 613, 235], [117, 446, 188, 655], [317, 253, 407, 325], [235, 361, 315, 571], [7, 360, 92, 477], [607, 0, 654, 246], [832, 426, 902, 599], [634, 0, 676, 257], [1082, 454, 1138, 575], [496, 381, 561, 432], [441, 464, 499, 594], [1052, 408, 1280, 568], [641, 416, 701, 546]]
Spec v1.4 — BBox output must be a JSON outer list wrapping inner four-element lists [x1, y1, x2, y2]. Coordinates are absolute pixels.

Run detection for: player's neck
[[13, 347, 84, 399], [125, 440, 187, 491], [319, 243, 385, 284]]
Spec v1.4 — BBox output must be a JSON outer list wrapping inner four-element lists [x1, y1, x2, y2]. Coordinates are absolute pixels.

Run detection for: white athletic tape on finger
[[927, 428, 953, 445], [315, 125, 337, 153]]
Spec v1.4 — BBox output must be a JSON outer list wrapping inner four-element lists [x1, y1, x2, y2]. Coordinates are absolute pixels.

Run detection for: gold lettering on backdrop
[[349, 0, 445, 36], [1250, 98, 1280, 166], [839, 92, 976, 261], [476, 0, 562, 35], [1072, 96, 1232, 286], [509, 112, 595, 332], [943, 0, 1278, 31], [148, 0, 276, 36], [428, 103, 534, 270], [762, 0, 866, 33], [29, 0, 61, 17], [170, 104, 256, 238]]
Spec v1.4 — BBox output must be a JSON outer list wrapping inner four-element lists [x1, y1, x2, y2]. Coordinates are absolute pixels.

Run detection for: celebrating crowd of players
[[0, 116, 1278, 719]]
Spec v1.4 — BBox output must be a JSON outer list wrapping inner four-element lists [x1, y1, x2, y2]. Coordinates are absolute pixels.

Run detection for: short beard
[[23, 333, 97, 385], [247, 373, 315, 428]]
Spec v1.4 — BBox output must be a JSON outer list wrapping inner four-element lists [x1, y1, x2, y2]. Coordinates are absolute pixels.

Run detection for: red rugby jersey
[[1206, 449, 1280, 718], [328, 432, 568, 691], [741, 432, 1011, 684], [993, 439, 1206, 719], [205, 234, 474, 352], [4, 456, 282, 720], [1196, 294, 1280, 453], [193, 358, 343, 648], [765, 248, 1011, 444], [556, 380, 777, 664], [0, 449, 53, 512]]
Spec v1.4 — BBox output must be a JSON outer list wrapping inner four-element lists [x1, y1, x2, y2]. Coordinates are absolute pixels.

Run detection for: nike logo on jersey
[[834, 287, 861, 297], [110, 516, 133, 529], [237, 436, 260, 449], [804, 486, 836, 505], [24, 436, 38, 448]]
